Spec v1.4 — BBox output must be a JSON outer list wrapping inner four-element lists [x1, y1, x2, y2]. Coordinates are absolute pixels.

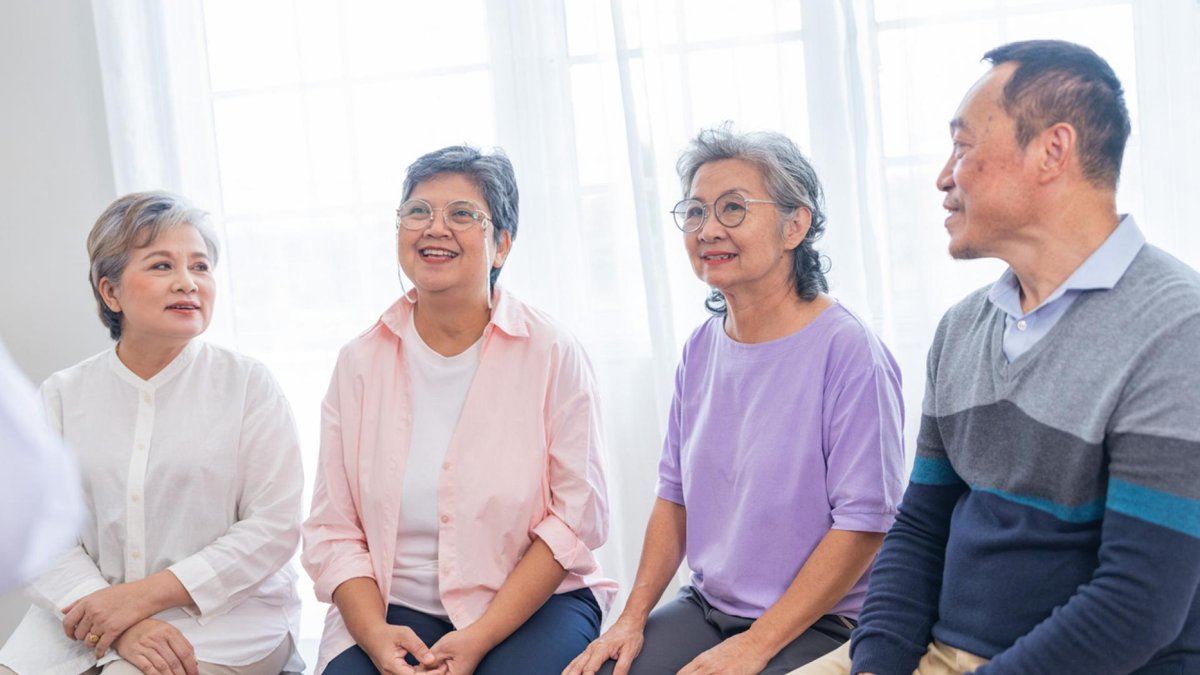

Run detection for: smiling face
[[98, 224, 215, 352], [937, 63, 1039, 260], [683, 158, 809, 299], [397, 172, 511, 300]]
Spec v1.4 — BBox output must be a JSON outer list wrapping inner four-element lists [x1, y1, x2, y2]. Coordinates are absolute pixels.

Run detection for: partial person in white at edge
[[0, 339, 83, 592], [0, 191, 305, 675]]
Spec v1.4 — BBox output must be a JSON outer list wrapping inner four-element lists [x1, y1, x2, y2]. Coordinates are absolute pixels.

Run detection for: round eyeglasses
[[396, 199, 492, 232], [670, 192, 779, 232]]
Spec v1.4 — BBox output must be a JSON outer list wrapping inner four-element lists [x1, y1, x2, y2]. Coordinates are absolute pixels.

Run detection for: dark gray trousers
[[598, 586, 853, 675]]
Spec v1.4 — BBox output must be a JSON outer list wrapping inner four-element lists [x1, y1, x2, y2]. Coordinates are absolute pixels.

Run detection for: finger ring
[[87, 633, 100, 645]]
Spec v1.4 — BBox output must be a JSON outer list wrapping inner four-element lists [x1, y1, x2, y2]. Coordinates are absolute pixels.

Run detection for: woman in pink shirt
[[302, 145, 617, 675]]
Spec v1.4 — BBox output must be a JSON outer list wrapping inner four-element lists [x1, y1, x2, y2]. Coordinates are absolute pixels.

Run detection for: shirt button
[[137, 443, 147, 452], [440, 515, 450, 523], [442, 462, 451, 470], [131, 494, 140, 503], [142, 392, 153, 404], [1016, 319, 1028, 331], [130, 550, 141, 560]]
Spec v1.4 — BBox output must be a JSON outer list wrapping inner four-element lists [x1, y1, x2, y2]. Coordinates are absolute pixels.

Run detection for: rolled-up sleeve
[[302, 357, 375, 603], [824, 355, 906, 534], [531, 340, 609, 574], [654, 358, 686, 506]]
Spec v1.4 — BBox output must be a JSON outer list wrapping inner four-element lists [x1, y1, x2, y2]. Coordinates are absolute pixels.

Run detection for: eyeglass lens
[[673, 193, 750, 231], [397, 200, 485, 231]]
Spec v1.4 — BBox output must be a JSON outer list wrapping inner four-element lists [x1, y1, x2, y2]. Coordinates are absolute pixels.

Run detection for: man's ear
[[1035, 122, 1076, 184]]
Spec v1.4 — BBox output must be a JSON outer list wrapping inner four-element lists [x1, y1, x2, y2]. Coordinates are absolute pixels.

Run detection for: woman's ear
[[98, 277, 122, 313], [783, 207, 812, 251], [492, 228, 513, 268]]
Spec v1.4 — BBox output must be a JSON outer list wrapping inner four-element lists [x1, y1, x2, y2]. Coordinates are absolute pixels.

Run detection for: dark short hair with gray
[[984, 40, 1131, 189], [401, 145, 519, 286], [676, 124, 829, 314], [87, 191, 218, 341]]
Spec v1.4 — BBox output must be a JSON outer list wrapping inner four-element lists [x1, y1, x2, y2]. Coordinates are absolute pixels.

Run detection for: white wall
[[0, 0, 116, 641]]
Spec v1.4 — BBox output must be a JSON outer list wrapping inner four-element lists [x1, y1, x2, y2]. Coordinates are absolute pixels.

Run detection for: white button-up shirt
[[0, 341, 305, 675]]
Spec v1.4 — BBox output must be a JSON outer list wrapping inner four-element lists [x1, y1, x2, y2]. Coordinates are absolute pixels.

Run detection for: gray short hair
[[87, 191, 219, 341], [676, 124, 829, 314], [401, 145, 519, 286], [984, 40, 1130, 189]]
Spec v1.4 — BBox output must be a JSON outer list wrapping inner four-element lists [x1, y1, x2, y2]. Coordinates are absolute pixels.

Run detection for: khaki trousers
[[788, 639, 989, 675], [0, 635, 293, 675]]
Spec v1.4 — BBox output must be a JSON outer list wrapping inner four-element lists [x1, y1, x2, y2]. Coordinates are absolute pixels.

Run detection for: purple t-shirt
[[656, 304, 906, 619]]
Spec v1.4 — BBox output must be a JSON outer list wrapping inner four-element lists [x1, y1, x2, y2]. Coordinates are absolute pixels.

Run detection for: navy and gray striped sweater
[[853, 245, 1200, 674]]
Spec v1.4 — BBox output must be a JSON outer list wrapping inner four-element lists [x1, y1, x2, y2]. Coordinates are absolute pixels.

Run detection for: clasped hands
[[363, 623, 496, 675], [61, 583, 199, 675]]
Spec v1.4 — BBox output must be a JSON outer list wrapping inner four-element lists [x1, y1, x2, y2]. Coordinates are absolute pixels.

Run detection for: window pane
[[212, 91, 310, 214], [876, 21, 1000, 158], [570, 62, 625, 187], [685, 41, 808, 138], [204, 0, 301, 92], [303, 88, 356, 207], [564, 0, 609, 57], [342, 0, 489, 77], [682, 0, 802, 42], [295, 0, 344, 82], [350, 72, 497, 205], [874, 0, 1000, 23]]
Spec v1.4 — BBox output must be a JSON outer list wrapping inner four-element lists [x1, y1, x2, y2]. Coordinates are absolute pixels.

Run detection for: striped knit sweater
[[852, 244, 1200, 674]]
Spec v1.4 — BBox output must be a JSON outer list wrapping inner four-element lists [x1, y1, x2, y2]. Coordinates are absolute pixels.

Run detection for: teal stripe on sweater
[[972, 486, 1105, 523], [1109, 478, 1200, 538], [911, 456, 962, 486]]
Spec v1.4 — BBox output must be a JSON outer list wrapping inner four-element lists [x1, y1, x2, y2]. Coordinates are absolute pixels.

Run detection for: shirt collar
[[989, 214, 1145, 318], [107, 339, 201, 391], [379, 284, 530, 340]]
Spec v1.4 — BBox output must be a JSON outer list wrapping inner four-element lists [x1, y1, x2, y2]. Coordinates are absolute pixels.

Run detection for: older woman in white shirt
[[0, 192, 304, 675]]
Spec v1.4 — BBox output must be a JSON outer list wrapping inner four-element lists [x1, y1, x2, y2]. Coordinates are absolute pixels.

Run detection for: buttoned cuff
[[168, 555, 227, 622], [49, 578, 110, 611]]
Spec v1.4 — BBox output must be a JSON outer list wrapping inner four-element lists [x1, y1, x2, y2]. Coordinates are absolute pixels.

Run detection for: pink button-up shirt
[[301, 287, 617, 674]]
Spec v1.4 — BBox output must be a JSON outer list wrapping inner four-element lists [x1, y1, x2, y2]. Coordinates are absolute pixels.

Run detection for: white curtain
[[90, 0, 1200, 649]]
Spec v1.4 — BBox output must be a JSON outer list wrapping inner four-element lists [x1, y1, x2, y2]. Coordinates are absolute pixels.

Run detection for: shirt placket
[[125, 386, 155, 580]]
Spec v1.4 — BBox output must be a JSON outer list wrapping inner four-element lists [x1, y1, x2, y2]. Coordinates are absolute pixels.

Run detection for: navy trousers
[[324, 588, 600, 675]]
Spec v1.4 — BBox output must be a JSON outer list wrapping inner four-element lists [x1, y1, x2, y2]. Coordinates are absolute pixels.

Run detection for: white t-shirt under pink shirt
[[389, 318, 482, 616]]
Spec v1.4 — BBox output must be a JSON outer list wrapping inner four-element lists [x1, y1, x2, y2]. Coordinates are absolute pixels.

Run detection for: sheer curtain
[[90, 0, 1200, 650]]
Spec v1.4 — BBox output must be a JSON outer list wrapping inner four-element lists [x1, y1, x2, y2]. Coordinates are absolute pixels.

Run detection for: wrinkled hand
[[112, 619, 198, 675], [62, 584, 152, 657], [562, 616, 646, 675], [678, 632, 770, 675], [362, 623, 440, 675], [418, 627, 490, 675]]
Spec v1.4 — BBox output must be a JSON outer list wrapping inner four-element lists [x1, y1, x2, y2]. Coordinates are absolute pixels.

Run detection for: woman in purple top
[[564, 126, 906, 675]]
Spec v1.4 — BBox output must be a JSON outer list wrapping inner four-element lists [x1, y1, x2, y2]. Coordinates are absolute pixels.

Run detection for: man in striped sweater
[[798, 40, 1200, 675]]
